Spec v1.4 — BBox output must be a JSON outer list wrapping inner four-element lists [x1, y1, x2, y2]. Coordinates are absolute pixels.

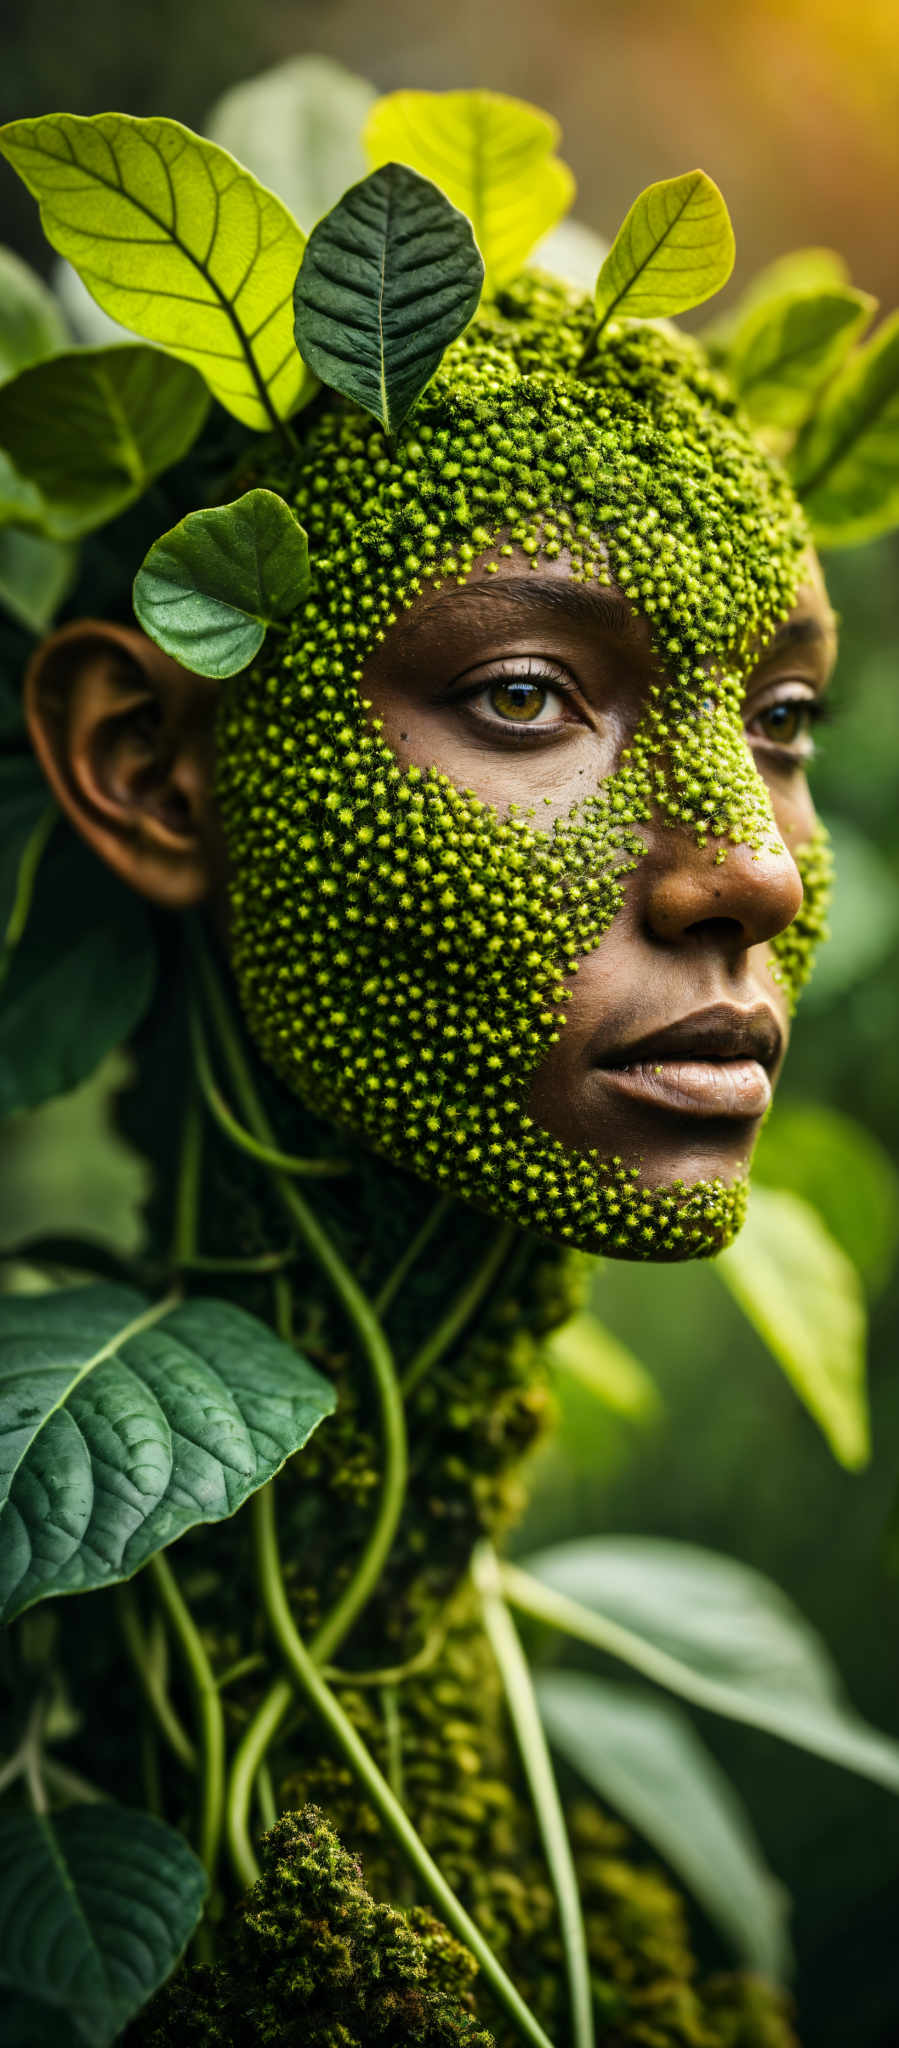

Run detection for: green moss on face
[[217, 273, 825, 1258]]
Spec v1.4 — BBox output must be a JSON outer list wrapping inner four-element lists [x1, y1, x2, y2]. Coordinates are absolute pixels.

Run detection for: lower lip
[[599, 1057, 773, 1119]]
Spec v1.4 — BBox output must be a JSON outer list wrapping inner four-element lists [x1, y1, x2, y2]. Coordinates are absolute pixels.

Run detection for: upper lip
[[597, 1002, 783, 1070]]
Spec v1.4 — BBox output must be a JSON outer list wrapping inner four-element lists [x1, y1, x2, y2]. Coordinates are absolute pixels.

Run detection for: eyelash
[[747, 692, 830, 763]]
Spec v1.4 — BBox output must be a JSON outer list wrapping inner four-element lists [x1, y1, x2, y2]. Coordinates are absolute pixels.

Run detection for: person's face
[[358, 543, 836, 1222]]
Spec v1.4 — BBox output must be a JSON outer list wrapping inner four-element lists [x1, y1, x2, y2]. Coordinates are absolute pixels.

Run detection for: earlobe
[[24, 619, 224, 908]]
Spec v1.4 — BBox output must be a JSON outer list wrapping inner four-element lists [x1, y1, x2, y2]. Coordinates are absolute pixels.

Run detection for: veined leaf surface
[[365, 88, 574, 286], [293, 163, 484, 436], [790, 310, 899, 545], [0, 345, 209, 539], [133, 487, 310, 677], [728, 286, 875, 430], [592, 169, 734, 333], [0, 113, 314, 428], [0, 1282, 336, 1621], [0, 1805, 206, 2047], [0, 244, 68, 384]]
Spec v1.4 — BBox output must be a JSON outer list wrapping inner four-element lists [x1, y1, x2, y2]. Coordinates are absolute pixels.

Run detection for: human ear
[[24, 620, 224, 908]]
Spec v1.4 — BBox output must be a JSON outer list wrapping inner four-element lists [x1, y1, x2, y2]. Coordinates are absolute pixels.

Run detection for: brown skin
[[24, 546, 836, 1202]]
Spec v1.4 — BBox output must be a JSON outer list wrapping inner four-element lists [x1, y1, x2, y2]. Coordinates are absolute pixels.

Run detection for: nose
[[641, 826, 804, 955]]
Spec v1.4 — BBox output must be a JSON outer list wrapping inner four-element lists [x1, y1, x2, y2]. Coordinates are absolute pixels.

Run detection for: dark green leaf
[[0, 113, 314, 430], [206, 54, 375, 229], [754, 1100, 899, 1295], [0, 820, 156, 1117], [133, 488, 311, 678], [593, 169, 734, 332], [0, 1804, 206, 2046], [293, 162, 484, 436], [0, 1281, 336, 1620], [0, 451, 45, 532], [0, 757, 50, 942], [536, 1672, 790, 1978], [0, 245, 68, 385], [0, 525, 75, 633], [0, 346, 210, 541], [700, 246, 850, 354], [517, 1537, 899, 1789], [728, 287, 875, 430], [791, 309, 899, 544]]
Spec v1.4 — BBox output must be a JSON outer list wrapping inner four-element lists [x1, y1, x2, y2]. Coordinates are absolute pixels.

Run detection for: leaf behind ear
[[293, 162, 484, 436], [0, 345, 210, 540], [0, 113, 314, 430], [365, 87, 574, 287], [0, 245, 68, 385], [0, 526, 76, 634], [592, 169, 735, 334], [133, 488, 311, 678], [727, 286, 876, 429], [790, 309, 899, 545]]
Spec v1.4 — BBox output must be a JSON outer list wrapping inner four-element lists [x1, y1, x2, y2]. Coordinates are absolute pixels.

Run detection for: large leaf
[[592, 169, 734, 335], [547, 1309, 661, 1421], [718, 1185, 869, 1469], [536, 1672, 789, 1979], [365, 88, 574, 288], [0, 451, 44, 533], [0, 113, 313, 430], [206, 54, 375, 230], [0, 345, 210, 540], [0, 820, 156, 1117], [0, 244, 68, 385], [293, 163, 484, 437], [0, 1281, 336, 1621], [754, 1100, 899, 1295], [700, 246, 850, 354], [0, 525, 75, 633], [790, 309, 899, 545], [728, 287, 875, 430], [133, 487, 310, 678], [0, 1804, 206, 2046], [802, 813, 899, 1007], [513, 1537, 899, 1789]]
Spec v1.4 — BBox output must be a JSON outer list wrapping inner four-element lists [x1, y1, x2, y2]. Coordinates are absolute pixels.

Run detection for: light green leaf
[[0, 1050, 150, 1259], [0, 112, 314, 429], [728, 287, 875, 429], [790, 309, 899, 544], [754, 1101, 899, 1294], [0, 1805, 206, 2046], [293, 163, 484, 438], [0, 345, 209, 540], [548, 1310, 661, 1422], [803, 814, 899, 1007], [0, 450, 45, 532], [0, 820, 156, 1117], [206, 54, 375, 229], [592, 169, 734, 336], [536, 1672, 790, 1978], [365, 88, 574, 288], [0, 1281, 336, 1621], [718, 1185, 868, 1468], [52, 257, 135, 346], [0, 525, 76, 633], [0, 245, 68, 385], [512, 1537, 899, 1790], [133, 487, 310, 678], [701, 246, 850, 353]]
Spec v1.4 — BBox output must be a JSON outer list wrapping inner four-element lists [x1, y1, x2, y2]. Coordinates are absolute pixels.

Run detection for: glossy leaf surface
[[0, 345, 210, 539], [728, 287, 875, 429], [517, 1536, 899, 1789], [0, 1281, 336, 1621], [293, 162, 484, 436], [206, 54, 375, 230], [791, 310, 899, 544], [719, 1184, 869, 1468], [536, 1671, 789, 1978], [365, 88, 574, 287], [0, 113, 313, 428], [593, 169, 734, 330], [133, 487, 311, 677], [0, 244, 68, 384], [0, 1805, 206, 2046]]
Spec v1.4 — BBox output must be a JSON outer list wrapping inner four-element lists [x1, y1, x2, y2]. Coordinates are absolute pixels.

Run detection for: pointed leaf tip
[[591, 168, 735, 339]]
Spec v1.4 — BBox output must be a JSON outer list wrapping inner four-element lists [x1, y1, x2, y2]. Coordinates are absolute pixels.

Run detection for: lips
[[594, 1002, 782, 1121]]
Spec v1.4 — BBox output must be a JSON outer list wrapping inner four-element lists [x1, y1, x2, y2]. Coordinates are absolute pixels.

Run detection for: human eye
[[745, 685, 828, 766], [448, 656, 586, 741]]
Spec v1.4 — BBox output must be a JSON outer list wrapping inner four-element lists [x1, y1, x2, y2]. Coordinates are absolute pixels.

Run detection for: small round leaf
[[133, 488, 311, 678], [593, 169, 735, 332]]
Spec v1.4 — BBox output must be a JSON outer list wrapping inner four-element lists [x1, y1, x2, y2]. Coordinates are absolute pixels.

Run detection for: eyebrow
[[396, 576, 640, 643]]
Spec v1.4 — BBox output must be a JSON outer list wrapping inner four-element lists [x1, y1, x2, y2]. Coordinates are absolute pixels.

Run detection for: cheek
[[760, 765, 819, 853]]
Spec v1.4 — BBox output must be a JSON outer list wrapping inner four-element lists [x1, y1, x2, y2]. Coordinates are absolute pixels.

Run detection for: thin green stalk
[[177, 1250, 294, 1275], [253, 1484, 556, 2048], [188, 991, 349, 1179], [380, 1681, 405, 1808], [0, 803, 56, 997], [226, 1675, 293, 1889], [402, 1221, 517, 1396], [149, 1552, 225, 1881], [475, 1545, 594, 2048], [374, 1192, 454, 1318], [172, 1084, 203, 1264], [255, 1758, 278, 1834], [115, 1583, 197, 1772]]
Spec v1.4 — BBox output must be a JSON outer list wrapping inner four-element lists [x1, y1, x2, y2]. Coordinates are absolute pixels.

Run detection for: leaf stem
[[474, 1545, 595, 2048], [188, 989, 350, 1178], [252, 1483, 557, 2048], [226, 1675, 293, 1889], [115, 1583, 198, 1773], [374, 1191, 454, 1318], [148, 1552, 225, 1880], [402, 1220, 517, 1396]]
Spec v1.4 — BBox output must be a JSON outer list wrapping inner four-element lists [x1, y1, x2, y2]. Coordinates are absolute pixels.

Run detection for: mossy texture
[[218, 272, 830, 1262]]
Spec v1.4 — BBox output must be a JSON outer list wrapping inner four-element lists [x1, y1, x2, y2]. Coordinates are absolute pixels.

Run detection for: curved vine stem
[[374, 1192, 454, 1318], [148, 1551, 225, 1884], [188, 988, 349, 1180], [402, 1219, 517, 1396], [252, 1482, 557, 2048], [115, 1583, 197, 1773], [226, 1675, 293, 1890], [474, 1544, 595, 2048]]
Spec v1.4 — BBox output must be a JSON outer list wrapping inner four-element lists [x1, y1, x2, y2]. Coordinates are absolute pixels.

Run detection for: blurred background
[[2, 3, 898, 2042]]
